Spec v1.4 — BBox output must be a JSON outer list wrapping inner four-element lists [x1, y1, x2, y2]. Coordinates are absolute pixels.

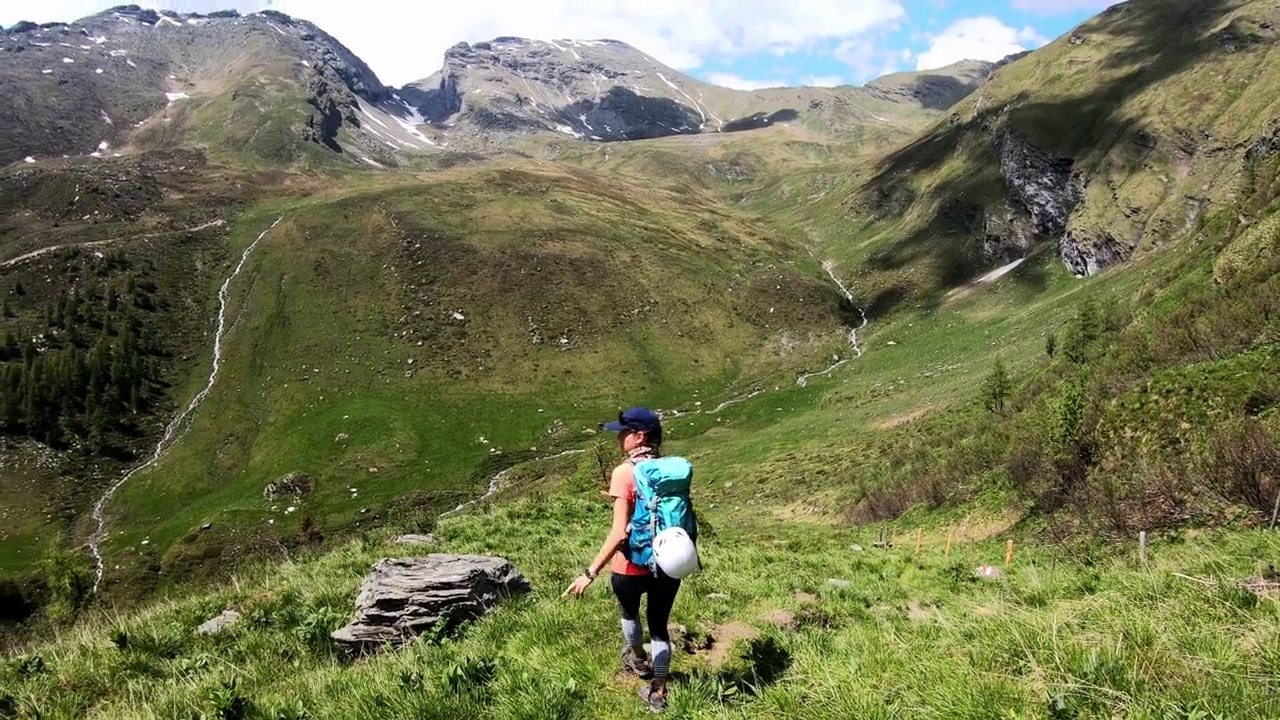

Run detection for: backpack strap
[[626, 455, 663, 574]]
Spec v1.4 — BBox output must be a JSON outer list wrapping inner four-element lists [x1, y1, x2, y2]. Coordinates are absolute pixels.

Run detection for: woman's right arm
[[564, 465, 632, 597], [586, 466, 633, 577]]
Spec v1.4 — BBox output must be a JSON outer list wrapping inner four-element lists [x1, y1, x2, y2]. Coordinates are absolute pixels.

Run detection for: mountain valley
[[2, 1, 1280, 717]]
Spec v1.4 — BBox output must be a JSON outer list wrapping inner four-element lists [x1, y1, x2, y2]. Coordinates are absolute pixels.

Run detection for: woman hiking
[[563, 406, 694, 714]]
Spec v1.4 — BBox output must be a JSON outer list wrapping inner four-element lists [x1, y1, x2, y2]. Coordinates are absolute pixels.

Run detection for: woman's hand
[[562, 574, 593, 598]]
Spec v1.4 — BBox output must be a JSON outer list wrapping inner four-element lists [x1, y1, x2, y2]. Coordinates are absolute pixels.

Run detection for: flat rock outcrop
[[331, 554, 530, 653]]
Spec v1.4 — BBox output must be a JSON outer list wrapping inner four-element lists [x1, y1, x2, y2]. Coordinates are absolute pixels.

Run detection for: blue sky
[[3, 1, 1118, 88], [697, 0, 1117, 89]]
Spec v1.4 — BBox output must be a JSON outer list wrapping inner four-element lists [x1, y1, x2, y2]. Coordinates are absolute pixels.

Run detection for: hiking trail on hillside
[[1, 219, 227, 268]]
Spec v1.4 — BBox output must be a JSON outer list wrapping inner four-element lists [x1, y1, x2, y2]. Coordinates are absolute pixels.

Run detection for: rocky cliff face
[[0, 6, 398, 166], [983, 202, 1035, 264], [2, 11, 993, 167], [994, 127, 1083, 237], [1061, 230, 1135, 276], [400, 37, 734, 142], [965, 124, 1094, 270], [398, 38, 991, 148]]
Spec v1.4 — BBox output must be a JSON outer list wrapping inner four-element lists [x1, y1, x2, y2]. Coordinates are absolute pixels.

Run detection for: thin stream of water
[[87, 216, 283, 593]]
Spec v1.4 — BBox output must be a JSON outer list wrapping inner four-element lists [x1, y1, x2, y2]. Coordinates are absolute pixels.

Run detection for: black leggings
[[611, 571, 681, 641]]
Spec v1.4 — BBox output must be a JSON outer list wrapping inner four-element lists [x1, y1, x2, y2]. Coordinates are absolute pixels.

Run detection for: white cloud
[[3, 1, 907, 87], [1011, 0, 1118, 14], [802, 75, 845, 88], [835, 31, 911, 83], [706, 73, 788, 90], [914, 16, 1049, 71]]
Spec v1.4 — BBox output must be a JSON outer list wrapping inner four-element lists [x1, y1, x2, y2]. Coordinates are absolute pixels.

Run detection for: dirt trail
[[1, 219, 226, 269], [87, 216, 281, 593]]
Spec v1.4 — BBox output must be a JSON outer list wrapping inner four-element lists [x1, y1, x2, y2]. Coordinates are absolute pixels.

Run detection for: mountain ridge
[[1, 6, 998, 166]]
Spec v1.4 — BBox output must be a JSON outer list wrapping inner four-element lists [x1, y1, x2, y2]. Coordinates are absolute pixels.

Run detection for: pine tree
[[87, 402, 111, 454], [982, 358, 1011, 414], [1, 365, 22, 429]]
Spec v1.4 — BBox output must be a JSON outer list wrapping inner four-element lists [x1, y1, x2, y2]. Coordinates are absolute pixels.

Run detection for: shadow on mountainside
[[557, 87, 704, 140], [848, 0, 1252, 309]]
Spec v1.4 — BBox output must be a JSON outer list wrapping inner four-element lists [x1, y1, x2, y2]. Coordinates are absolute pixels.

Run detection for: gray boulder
[[393, 533, 439, 547], [196, 609, 241, 635], [331, 554, 530, 653]]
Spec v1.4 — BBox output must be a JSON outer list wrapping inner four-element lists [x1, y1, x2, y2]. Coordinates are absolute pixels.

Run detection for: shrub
[[1204, 417, 1280, 515]]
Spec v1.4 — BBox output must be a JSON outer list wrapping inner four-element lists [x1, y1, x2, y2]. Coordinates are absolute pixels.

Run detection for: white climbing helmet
[[653, 527, 699, 578]]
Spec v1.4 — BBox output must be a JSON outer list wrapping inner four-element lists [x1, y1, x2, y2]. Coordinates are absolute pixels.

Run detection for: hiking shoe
[[621, 647, 652, 678], [638, 683, 667, 714]]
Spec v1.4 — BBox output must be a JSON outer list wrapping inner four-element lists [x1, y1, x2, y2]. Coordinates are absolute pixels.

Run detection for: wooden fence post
[[944, 530, 953, 557], [1270, 489, 1280, 531], [1139, 531, 1147, 564], [1005, 539, 1014, 567]]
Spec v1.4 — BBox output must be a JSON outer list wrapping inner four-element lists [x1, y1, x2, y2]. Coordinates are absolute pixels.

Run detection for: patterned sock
[[621, 617, 644, 652], [651, 637, 671, 678]]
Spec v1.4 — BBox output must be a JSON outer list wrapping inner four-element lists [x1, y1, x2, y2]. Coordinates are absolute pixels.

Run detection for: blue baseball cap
[[602, 406, 662, 433]]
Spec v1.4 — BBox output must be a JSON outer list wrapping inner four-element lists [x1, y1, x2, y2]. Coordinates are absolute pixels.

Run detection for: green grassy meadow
[[5, 486, 1280, 719]]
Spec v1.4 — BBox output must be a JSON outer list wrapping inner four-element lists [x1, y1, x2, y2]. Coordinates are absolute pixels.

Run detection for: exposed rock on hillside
[[994, 127, 1083, 238], [853, 0, 1280, 281], [400, 38, 991, 147], [983, 203, 1035, 264], [1062, 229, 1135, 276], [331, 555, 530, 654]]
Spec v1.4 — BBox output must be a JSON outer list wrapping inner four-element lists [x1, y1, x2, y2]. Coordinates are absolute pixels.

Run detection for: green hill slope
[[740, 0, 1280, 314], [65, 162, 859, 602]]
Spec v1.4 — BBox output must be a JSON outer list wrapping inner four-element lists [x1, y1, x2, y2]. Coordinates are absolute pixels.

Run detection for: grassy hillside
[[4, 477, 1279, 719], [6, 179, 1278, 715], [69, 161, 861, 604], [699, 0, 1280, 314]]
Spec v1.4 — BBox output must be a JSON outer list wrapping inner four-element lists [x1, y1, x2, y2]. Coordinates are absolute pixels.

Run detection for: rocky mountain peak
[[397, 35, 991, 148], [1, 10, 994, 167], [0, 5, 400, 165]]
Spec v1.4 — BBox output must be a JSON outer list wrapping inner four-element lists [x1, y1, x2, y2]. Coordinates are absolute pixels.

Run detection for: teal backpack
[[623, 455, 699, 575]]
